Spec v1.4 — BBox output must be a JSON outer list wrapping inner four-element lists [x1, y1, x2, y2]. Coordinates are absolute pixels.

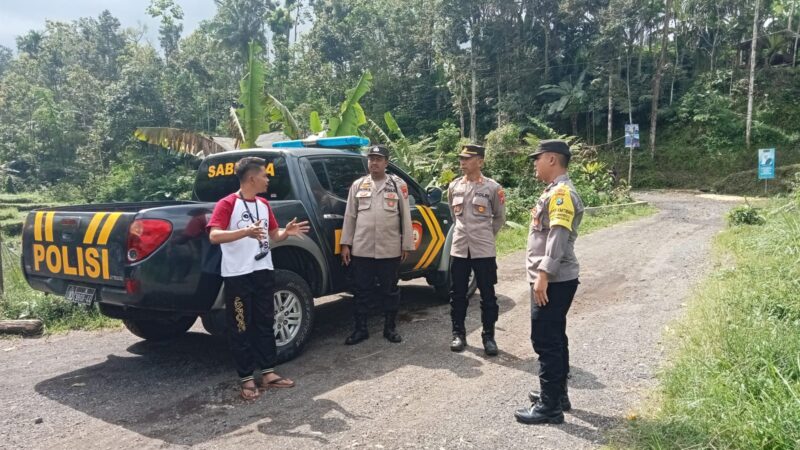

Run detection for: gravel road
[[0, 191, 737, 449]]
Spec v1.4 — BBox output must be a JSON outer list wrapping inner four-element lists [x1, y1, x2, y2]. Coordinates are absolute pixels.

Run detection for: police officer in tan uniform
[[447, 144, 506, 355], [515, 140, 584, 425], [340, 145, 414, 345]]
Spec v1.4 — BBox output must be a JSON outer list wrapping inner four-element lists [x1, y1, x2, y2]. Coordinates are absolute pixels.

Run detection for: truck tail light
[[127, 219, 172, 263]]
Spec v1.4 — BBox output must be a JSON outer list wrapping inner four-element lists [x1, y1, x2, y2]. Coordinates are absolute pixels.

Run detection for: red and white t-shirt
[[206, 193, 278, 277]]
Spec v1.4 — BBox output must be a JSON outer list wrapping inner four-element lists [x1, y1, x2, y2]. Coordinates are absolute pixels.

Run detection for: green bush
[[727, 205, 766, 226]]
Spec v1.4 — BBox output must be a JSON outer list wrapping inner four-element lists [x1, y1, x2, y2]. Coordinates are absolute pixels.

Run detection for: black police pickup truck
[[21, 137, 475, 362]]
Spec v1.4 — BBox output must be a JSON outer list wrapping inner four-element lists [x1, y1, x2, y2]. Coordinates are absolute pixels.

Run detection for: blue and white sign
[[625, 124, 640, 148], [758, 148, 775, 180]]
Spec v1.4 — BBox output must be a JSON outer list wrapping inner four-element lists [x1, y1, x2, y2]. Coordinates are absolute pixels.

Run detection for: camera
[[254, 250, 269, 261]]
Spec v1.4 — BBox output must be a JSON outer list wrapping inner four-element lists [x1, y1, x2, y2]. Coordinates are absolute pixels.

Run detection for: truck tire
[[123, 316, 197, 341], [433, 268, 478, 302], [200, 269, 315, 364]]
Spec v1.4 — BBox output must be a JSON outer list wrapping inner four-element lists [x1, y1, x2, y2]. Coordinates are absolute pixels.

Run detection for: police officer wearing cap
[[447, 144, 506, 355], [515, 139, 584, 425], [340, 145, 415, 345]]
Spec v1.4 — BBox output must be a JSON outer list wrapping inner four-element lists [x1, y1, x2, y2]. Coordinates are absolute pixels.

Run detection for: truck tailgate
[[22, 210, 137, 287]]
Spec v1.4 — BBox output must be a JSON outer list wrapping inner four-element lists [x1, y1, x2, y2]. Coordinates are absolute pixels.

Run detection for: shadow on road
[[34, 284, 536, 446]]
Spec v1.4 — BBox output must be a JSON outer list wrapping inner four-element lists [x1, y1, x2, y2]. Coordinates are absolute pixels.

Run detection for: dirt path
[[0, 191, 736, 449]]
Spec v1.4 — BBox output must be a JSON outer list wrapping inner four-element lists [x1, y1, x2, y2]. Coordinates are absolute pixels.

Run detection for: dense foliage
[[0, 0, 798, 201]]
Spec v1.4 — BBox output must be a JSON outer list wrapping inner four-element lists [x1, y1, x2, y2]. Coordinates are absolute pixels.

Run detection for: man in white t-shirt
[[207, 156, 309, 400]]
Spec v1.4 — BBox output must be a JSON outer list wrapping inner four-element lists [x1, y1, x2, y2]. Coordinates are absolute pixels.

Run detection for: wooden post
[[0, 320, 43, 336]]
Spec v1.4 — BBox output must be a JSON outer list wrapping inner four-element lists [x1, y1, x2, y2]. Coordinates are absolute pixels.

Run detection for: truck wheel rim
[[274, 290, 302, 347]]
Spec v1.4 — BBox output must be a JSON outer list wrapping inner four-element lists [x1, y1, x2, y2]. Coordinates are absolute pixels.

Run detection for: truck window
[[309, 156, 366, 200], [302, 156, 366, 214], [193, 153, 293, 202]]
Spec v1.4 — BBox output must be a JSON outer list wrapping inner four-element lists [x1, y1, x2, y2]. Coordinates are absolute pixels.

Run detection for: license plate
[[65, 285, 96, 306]]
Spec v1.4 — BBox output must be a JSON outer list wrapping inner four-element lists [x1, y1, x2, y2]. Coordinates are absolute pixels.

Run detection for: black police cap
[[529, 139, 571, 160], [366, 145, 390, 158], [458, 144, 485, 158]]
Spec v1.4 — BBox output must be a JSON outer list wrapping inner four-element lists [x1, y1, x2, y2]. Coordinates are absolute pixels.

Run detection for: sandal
[[240, 384, 261, 400], [260, 375, 295, 390]]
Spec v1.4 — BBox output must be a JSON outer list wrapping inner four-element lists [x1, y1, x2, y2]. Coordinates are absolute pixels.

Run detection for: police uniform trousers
[[449, 252, 498, 333], [351, 256, 401, 317], [531, 278, 579, 397], [224, 269, 278, 381]]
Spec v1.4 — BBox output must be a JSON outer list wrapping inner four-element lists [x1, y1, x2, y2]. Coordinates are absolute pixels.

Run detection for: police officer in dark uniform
[[515, 140, 584, 425], [447, 144, 506, 355], [340, 145, 414, 345]]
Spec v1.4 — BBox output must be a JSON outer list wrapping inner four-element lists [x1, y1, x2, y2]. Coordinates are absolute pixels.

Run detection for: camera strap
[[238, 191, 260, 225]]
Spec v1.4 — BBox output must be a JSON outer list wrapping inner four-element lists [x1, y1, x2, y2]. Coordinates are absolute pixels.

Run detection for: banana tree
[[308, 71, 373, 137], [538, 70, 587, 136], [237, 41, 266, 148]]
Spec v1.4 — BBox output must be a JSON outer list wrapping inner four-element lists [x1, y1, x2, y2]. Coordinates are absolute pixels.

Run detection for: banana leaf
[[309, 111, 323, 134], [266, 94, 300, 139], [238, 41, 266, 148], [334, 70, 372, 136]]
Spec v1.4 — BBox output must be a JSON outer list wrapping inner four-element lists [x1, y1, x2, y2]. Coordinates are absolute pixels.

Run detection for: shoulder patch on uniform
[[498, 188, 505, 205], [548, 184, 575, 231]]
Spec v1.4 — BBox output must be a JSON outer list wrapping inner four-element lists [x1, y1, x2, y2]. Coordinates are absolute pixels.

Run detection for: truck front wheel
[[201, 269, 315, 364], [123, 316, 197, 341]]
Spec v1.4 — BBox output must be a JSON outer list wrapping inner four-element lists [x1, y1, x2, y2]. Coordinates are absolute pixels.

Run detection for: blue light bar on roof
[[272, 135, 370, 149]]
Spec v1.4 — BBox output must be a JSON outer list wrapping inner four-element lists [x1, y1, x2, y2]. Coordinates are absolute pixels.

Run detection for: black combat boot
[[383, 312, 402, 343], [345, 315, 369, 345], [514, 392, 565, 425], [450, 321, 466, 352], [528, 390, 571, 412], [481, 325, 498, 356]]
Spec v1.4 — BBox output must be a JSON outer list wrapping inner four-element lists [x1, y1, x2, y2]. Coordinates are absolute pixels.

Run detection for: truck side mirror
[[426, 186, 443, 204]]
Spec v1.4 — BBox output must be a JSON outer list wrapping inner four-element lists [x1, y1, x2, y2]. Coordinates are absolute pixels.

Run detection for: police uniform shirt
[[340, 174, 414, 259], [526, 174, 584, 283], [448, 174, 506, 259]]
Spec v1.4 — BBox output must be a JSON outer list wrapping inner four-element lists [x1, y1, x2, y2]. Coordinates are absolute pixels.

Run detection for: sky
[[0, 0, 218, 50]]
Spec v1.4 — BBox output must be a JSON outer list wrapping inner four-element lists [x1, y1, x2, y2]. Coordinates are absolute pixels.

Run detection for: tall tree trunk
[[670, 37, 681, 105], [794, 13, 800, 67], [497, 54, 504, 127], [746, 0, 761, 147], [649, 0, 673, 158], [607, 63, 613, 145], [571, 113, 578, 136], [470, 48, 478, 142], [543, 23, 550, 82], [626, 51, 633, 124]]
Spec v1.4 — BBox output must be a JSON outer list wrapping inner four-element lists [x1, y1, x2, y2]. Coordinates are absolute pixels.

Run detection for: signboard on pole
[[758, 148, 775, 180], [625, 124, 640, 148]]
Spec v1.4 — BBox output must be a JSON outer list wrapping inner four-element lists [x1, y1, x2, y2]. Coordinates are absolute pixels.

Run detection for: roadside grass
[[609, 198, 800, 449], [496, 203, 658, 257]]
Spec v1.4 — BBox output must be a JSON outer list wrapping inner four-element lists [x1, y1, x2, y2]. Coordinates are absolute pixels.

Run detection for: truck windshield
[[193, 153, 293, 202]]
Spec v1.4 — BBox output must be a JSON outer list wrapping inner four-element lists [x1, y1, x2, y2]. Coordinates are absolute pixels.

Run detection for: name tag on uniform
[[356, 190, 372, 198]]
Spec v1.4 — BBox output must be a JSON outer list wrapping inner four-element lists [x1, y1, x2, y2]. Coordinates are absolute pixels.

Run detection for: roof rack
[[272, 135, 370, 149]]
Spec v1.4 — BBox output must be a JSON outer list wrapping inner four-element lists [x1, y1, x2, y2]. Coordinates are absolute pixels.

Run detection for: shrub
[[727, 205, 766, 226]]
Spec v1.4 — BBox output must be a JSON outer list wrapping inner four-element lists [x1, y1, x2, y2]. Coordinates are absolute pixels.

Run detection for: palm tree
[[538, 71, 587, 136]]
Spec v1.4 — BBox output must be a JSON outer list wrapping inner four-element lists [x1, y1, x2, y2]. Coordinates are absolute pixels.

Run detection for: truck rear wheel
[[201, 269, 315, 364], [123, 316, 197, 341]]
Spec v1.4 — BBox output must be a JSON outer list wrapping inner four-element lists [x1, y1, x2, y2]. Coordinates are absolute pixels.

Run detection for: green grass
[[609, 198, 800, 449], [496, 203, 658, 257], [0, 238, 120, 334]]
